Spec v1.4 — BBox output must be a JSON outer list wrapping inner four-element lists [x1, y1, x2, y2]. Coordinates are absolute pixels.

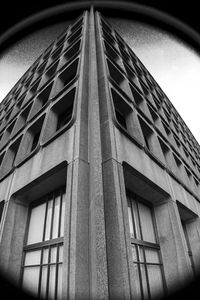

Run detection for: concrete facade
[[0, 8, 200, 300]]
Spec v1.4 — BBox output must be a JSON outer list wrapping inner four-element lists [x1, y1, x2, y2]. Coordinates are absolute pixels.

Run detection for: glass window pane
[[145, 248, 160, 264], [24, 250, 41, 266], [27, 203, 46, 245], [128, 202, 134, 238], [45, 199, 53, 241], [138, 202, 156, 243], [132, 200, 141, 240], [52, 195, 60, 239], [42, 248, 49, 264], [58, 245, 63, 262], [48, 265, 56, 299], [147, 265, 165, 298], [60, 195, 65, 237], [22, 266, 40, 297], [138, 246, 144, 262], [140, 264, 149, 299], [133, 263, 142, 299], [131, 245, 137, 262], [40, 266, 48, 298], [57, 264, 63, 300], [50, 246, 57, 263]]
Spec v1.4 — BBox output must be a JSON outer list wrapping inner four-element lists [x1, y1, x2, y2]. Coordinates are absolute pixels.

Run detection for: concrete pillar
[[88, 7, 109, 300], [0, 198, 28, 286], [102, 159, 137, 300], [154, 199, 193, 295], [63, 159, 90, 300], [185, 218, 200, 275]]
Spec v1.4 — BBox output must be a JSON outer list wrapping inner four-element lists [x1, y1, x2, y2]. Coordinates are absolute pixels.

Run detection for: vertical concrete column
[[184, 218, 200, 274], [63, 159, 90, 300], [102, 159, 135, 300], [95, 12, 133, 300], [0, 198, 28, 286], [154, 199, 193, 294], [88, 7, 109, 300], [63, 11, 91, 300]]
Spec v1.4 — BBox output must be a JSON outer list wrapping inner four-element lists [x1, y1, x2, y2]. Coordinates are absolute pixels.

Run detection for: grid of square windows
[[99, 14, 200, 196], [0, 14, 85, 181]]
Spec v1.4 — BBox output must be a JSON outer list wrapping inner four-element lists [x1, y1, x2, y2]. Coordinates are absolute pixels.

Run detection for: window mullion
[[43, 197, 49, 242], [38, 248, 44, 297], [46, 246, 51, 299], [58, 190, 63, 238], [130, 197, 144, 299], [54, 244, 59, 299], [50, 192, 56, 240], [136, 198, 152, 300]]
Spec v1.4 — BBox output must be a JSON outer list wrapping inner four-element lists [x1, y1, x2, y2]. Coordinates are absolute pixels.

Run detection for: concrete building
[[0, 7, 200, 300]]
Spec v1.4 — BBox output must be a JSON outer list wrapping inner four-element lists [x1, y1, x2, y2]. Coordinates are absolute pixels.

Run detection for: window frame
[[126, 190, 167, 299], [20, 187, 66, 299]]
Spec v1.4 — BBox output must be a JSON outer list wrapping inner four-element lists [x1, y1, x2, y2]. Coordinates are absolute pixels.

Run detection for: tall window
[[21, 188, 65, 299], [127, 192, 166, 299]]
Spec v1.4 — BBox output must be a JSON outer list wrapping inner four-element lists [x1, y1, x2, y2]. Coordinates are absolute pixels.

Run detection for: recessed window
[[51, 46, 63, 62], [102, 28, 116, 48], [162, 122, 170, 136], [43, 88, 76, 143], [111, 88, 132, 131], [21, 188, 65, 299], [56, 105, 73, 131], [185, 167, 192, 181], [37, 61, 46, 74], [130, 84, 144, 105], [127, 192, 165, 299], [12, 102, 33, 137], [159, 138, 171, 166], [57, 58, 78, 92], [0, 136, 22, 174], [45, 60, 59, 80], [20, 115, 45, 159], [101, 19, 113, 34], [23, 80, 40, 106], [173, 154, 182, 168], [0, 120, 16, 148], [107, 59, 125, 86], [104, 40, 121, 65], [148, 106, 159, 122], [29, 119, 44, 152], [138, 117, 154, 151], [30, 132, 40, 152], [59, 39, 81, 69], [38, 82, 53, 107], [68, 27, 82, 45], [70, 17, 83, 33], [56, 34, 66, 48]]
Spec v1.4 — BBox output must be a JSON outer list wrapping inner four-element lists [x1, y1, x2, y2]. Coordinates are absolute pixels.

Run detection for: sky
[[0, 18, 200, 144]]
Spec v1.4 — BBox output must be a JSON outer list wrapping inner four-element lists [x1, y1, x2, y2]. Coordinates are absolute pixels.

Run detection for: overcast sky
[[0, 18, 200, 144]]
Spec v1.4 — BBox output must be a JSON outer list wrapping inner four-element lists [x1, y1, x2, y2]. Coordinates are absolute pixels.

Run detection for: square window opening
[[59, 58, 78, 89], [111, 88, 132, 131], [107, 59, 125, 86], [138, 118, 154, 151], [63, 39, 81, 63], [28, 116, 45, 153], [68, 27, 82, 45], [54, 88, 76, 132]]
